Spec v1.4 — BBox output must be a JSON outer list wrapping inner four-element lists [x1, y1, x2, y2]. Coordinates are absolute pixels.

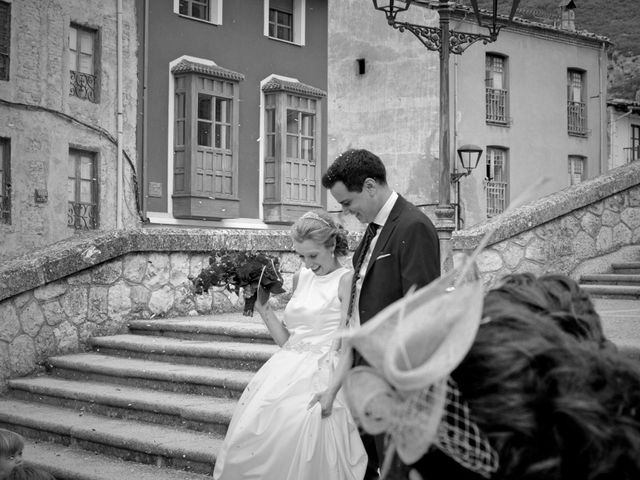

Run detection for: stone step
[[48, 353, 254, 398], [7, 377, 235, 435], [612, 262, 640, 274], [24, 439, 212, 480], [580, 274, 640, 285], [128, 317, 274, 344], [90, 334, 278, 370], [580, 284, 640, 299], [593, 298, 640, 361], [0, 398, 221, 475]]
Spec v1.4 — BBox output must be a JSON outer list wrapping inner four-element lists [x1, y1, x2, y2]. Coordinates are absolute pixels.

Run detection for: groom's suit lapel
[[364, 195, 405, 278]]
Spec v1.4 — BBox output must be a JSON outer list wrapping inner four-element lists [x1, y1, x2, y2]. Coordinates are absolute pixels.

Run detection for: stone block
[[42, 300, 67, 327], [149, 286, 175, 316], [604, 194, 626, 213], [60, 287, 89, 325], [33, 280, 68, 301], [573, 231, 596, 259], [67, 270, 92, 284], [92, 260, 123, 284], [629, 188, 640, 207], [145, 254, 170, 290], [88, 286, 109, 324], [621, 208, 640, 230], [0, 303, 21, 342], [34, 325, 57, 360], [54, 321, 79, 353], [19, 301, 45, 337], [601, 209, 620, 228], [595, 227, 613, 253], [0, 343, 9, 386], [477, 249, 503, 273], [580, 211, 600, 238], [122, 254, 147, 283], [613, 223, 632, 248], [9, 335, 36, 377], [108, 282, 133, 321]]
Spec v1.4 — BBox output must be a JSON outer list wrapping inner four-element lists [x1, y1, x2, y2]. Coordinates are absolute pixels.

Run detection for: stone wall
[[451, 161, 640, 286], [0, 228, 357, 390]]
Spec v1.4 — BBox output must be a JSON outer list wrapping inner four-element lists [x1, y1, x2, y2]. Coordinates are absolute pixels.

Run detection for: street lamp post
[[372, 0, 520, 269]]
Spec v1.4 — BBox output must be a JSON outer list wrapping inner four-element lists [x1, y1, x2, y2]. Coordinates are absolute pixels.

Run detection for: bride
[[212, 211, 367, 480]]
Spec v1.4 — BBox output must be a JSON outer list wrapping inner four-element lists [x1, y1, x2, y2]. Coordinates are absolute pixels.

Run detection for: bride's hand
[[307, 390, 336, 418], [254, 285, 271, 315]]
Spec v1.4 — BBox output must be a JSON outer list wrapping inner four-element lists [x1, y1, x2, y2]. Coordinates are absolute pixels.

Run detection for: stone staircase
[[580, 258, 640, 360], [580, 261, 640, 299], [0, 313, 277, 479]]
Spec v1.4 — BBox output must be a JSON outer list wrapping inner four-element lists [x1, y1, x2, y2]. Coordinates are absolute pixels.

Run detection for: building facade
[[327, 1, 609, 229], [138, 0, 328, 227], [608, 98, 640, 169], [0, 0, 139, 262]]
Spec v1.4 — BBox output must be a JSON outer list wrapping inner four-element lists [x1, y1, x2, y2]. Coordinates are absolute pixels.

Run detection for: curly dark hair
[[491, 273, 610, 349], [321, 149, 387, 192], [291, 211, 349, 257], [450, 298, 640, 480]]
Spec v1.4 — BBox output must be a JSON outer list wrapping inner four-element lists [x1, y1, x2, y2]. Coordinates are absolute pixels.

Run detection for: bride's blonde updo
[[291, 211, 349, 257]]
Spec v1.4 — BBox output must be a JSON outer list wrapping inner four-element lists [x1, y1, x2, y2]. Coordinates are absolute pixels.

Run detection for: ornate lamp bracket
[[390, 20, 498, 54]]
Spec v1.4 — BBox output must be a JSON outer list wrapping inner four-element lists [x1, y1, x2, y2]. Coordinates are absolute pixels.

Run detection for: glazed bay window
[[567, 69, 587, 136], [0, 137, 10, 224], [568, 155, 586, 185], [172, 59, 243, 219], [0, 1, 10, 81], [629, 125, 640, 163], [485, 147, 508, 217], [68, 149, 98, 230], [485, 54, 508, 125], [262, 78, 325, 223], [69, 24, 98, 102]]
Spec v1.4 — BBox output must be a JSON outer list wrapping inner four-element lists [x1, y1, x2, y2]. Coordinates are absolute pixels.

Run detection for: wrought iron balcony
[[485, 88, 507, 124], [0, 194, 9, 224], [68, 202, 97, 230], [486, 180, 507, 217], [567, 101, 586, 136], [70, 70, 97, 102]]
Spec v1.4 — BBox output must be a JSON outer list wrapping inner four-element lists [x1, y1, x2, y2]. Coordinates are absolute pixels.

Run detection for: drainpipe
[[142, 0, 149, 218], [599, 42, 607, 175], [116, 0, 124, 229]]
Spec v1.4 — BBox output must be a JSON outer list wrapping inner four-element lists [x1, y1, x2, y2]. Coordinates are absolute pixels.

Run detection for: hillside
[[474, 0, 640, 100]]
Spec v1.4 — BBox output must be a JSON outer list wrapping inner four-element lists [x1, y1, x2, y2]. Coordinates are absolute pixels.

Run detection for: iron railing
[[567, 101, 586, 135], [486, 181, 507, 217], [0, 193, 9, 224], [68, 202, 97, 230], [0, 54, 8, 81], [486, 88, 507, 124], [70, 70, 97, 102]]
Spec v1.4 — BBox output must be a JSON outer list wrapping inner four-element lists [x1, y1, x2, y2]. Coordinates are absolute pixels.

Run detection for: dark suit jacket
[[354, 194, 440, 326]]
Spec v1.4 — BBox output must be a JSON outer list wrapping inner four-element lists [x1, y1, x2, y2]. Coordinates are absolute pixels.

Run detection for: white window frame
[[263, 0, 305, 46], [174, 0, 222, 25], [568, 155, 586, 185]]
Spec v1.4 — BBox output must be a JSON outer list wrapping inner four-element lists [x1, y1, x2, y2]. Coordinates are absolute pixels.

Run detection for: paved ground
[[593, 298, 640, 356]]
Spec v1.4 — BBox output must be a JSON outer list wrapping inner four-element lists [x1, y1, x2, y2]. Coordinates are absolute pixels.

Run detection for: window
[[0, 138, 10, 224], [262, 76, 325, 223], [568, 156, 586, 185], [68, 149, 98, 229], [264, 0, 305, 45], [567, 69, 587, 136], [69, 24, 98, 102], [171, 59, 243, 219], [630, 125, 640, 163], [485, 54, 508, 125], [485, 147, 508, 217], [269, 0, 293, 42], [176, 0, 222, 24], [0, 1, 10, 81]]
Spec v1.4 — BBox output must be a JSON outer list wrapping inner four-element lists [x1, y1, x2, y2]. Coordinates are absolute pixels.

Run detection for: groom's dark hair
[[322, 149, 387, 192]]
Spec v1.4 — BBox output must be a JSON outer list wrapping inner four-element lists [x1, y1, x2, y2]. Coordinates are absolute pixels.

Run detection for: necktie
[[347, 222, 379, 320]]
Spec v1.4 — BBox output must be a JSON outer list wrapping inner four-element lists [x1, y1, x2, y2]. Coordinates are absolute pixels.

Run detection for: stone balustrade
[[452, 161, 640, 285], [0, 228, 358, 390]]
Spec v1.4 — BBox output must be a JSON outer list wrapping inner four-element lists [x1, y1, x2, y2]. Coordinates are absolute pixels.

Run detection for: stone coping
[[452, 161, 640, 251], [0, 227, 359, 302]]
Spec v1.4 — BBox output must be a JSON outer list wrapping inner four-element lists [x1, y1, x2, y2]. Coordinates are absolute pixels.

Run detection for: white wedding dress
[[213, 266, 367, 480]]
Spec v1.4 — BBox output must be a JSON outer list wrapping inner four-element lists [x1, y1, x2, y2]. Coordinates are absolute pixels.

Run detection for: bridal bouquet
[[192, 249, 286, 316]]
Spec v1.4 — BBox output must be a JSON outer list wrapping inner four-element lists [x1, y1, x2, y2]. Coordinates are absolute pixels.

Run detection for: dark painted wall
[[136, 0, 328, 219]]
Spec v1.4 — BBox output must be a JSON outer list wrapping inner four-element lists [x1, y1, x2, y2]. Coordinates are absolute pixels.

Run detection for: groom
[[322, 148, 441, 478]]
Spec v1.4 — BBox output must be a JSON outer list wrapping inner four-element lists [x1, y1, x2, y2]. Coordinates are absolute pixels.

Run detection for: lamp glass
[[457, 144, 483, 173]]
